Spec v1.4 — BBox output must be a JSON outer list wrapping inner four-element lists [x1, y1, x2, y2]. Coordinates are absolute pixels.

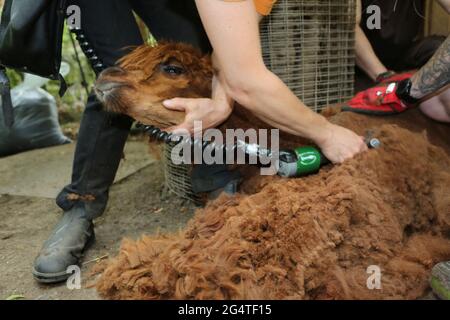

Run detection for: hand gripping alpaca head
[[95, 42, 213, 128]]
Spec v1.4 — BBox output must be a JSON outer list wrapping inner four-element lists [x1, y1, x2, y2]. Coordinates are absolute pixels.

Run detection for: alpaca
[[95, 42, 212, 128], [92, 42, 450, 300]]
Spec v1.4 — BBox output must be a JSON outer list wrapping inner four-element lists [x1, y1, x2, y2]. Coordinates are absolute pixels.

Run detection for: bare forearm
[[410, 36, 450, 99], [211, 52, 234, 109], [223, 69, 331, 143], [220, 69, 368, 163], [212, 50, 330, 142], [355, 25, 387, 81]]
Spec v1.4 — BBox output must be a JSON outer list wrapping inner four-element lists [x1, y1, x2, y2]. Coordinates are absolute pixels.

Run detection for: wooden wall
[[425, 0, 450, 36]]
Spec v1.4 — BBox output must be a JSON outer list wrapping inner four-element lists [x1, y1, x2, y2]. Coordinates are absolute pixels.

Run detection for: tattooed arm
[[410, 36, 450, 99]]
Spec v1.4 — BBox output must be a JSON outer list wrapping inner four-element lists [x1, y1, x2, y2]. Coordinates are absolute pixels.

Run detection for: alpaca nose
[[94, 81, 124, 99], [95, 81, 123, 92]]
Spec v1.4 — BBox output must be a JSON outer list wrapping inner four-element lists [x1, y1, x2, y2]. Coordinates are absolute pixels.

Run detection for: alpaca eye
[[161, 64, 185, 76]]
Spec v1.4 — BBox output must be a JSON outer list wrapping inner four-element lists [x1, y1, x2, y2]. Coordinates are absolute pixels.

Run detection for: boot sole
[[32, 269, 73, 284], [32, 232, 96, 284]]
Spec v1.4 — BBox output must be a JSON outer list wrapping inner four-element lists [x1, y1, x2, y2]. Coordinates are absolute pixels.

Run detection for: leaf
[[6, 294, 25, 300]]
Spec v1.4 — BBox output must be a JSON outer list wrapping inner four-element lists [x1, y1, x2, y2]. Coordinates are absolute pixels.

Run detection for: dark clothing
[[56, 0, 227, 219], [356, 0, 445, 92], [361, 0, 426, 68]]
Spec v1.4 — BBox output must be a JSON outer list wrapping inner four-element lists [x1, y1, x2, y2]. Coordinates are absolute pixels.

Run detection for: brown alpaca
[[95, 42, 213, 128], [93, 42, 450, 300]]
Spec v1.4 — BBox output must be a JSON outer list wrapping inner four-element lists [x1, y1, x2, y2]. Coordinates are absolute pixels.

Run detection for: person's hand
[[376, 71, 415, 84], [316, 124, 368, 164], [163, 97, 233, 135]]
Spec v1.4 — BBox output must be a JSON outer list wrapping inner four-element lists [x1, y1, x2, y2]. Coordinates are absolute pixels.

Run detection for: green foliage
[[6, 68, 22, 87], [147, 33, 158, 47], [6, 294, 25, 300]]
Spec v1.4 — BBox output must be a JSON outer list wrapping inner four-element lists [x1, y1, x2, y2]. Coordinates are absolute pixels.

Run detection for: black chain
[[68, 27, 106, 74], [134, 123, 244, 156]]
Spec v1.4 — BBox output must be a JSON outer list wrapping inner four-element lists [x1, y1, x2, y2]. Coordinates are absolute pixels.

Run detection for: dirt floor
[[0, 145, 197, 300], [1, 109, 449, 300]]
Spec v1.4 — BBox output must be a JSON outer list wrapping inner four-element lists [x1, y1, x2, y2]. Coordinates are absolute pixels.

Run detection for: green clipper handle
[[277, 138, 381, 178]]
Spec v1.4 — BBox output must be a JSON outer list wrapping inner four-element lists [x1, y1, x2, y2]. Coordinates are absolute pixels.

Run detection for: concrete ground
[[0, 141, 197, 300]]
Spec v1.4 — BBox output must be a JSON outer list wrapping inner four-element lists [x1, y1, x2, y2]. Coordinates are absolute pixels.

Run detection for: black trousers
[[57, 0, 233, 219]]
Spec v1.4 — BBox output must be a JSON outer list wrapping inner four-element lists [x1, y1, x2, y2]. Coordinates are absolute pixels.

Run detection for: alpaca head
[[94, 42, 213, 127]]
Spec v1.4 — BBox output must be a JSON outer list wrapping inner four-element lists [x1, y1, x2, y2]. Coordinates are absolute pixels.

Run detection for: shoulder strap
[[58, 73, 67, 97], [0, 66, 13, 127]]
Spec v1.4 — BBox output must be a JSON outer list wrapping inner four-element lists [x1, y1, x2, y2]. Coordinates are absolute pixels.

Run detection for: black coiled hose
[[135, 123, 246, 157], [69, 27, 107, 74]]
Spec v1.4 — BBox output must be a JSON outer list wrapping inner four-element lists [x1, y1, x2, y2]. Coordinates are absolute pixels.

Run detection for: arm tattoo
[[410, 36, 450, 99]]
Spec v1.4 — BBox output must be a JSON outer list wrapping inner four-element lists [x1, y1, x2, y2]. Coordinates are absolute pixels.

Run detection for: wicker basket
[[163, 0, 356, 202], [163, 143, 202, 204]]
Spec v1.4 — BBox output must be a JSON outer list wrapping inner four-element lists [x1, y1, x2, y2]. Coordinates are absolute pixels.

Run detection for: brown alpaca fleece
[[93, 42, 450, 300], [95, 109, 450, 300]]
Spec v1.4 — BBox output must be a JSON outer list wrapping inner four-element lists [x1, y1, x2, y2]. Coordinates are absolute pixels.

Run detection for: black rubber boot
[[32, 204, 95, 284], [191, 164, 242, 193], [207, 175, 242, 200], [191, 164, 242, 201]]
